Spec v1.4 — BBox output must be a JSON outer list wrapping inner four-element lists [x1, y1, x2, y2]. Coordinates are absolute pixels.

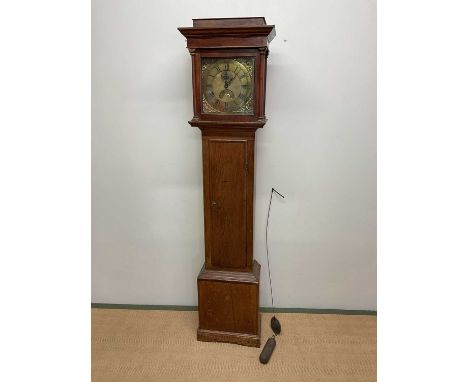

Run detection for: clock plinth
[[179, 17, 275, 348], [197, 261, 261, 347]]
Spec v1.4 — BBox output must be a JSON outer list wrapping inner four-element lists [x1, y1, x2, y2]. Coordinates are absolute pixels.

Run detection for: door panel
[[209, 140, 247, 268]]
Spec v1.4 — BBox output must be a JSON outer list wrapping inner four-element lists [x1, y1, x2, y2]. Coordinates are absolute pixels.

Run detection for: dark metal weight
[[259, 336, 276, 364]]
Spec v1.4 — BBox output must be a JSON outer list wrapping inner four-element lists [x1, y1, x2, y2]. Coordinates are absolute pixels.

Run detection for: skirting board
[[91, 303, 377, 316]]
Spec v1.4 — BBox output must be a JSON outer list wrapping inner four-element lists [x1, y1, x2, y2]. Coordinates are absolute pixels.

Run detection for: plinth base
[[197, 323, 261, 347], [197, 261, 261, 348]]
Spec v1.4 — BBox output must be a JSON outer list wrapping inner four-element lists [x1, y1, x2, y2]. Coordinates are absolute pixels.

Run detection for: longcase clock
[[178, 17, 275, 348]]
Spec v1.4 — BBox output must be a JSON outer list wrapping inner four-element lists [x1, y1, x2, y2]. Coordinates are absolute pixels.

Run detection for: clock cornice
[[178, 17, 276, 49]]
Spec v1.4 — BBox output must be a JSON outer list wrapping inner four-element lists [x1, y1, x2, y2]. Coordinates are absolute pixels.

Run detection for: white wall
[[92, 0, 376, 310]]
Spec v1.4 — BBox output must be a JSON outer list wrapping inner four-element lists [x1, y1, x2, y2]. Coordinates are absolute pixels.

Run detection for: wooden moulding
[[197, 317, 262, 348], [188, 119, 267, 129], [178, 18, 275, 50], [198, 260, 260, 284]]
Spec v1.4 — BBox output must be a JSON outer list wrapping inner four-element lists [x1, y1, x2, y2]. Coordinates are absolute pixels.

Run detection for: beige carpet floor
[[92, 309, 376, 382]]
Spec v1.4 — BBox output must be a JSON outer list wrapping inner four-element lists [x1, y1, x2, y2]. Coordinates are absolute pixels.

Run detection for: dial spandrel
[[201, 57, 255, 115]]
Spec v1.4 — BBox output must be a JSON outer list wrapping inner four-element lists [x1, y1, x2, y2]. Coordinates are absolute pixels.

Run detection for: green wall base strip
[[91, 303, 197, 311], [260, 307, 376, 315], [91, 303, 376, 316]]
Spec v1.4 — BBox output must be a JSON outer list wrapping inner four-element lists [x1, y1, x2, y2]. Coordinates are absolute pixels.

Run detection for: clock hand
[[222, 70, 230, 89], [226, 74, 236, 88]]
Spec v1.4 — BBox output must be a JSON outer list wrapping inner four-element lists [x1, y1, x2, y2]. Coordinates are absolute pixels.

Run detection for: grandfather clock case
[[179, 17, 275, 347]]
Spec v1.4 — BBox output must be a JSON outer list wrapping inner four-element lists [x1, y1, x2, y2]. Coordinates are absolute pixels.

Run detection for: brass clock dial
[[201, 57, 255, 115]]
